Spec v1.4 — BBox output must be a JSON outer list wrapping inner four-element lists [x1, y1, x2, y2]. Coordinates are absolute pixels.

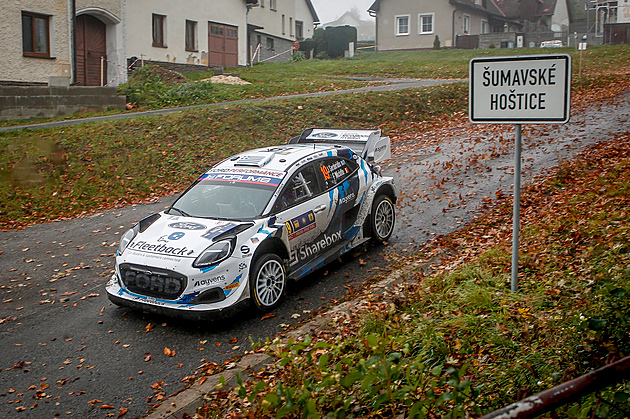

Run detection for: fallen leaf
[[261, 313, 276, 320], [164, 347, 176, 357], [117, 407, 129, 418], [100, 404, 115, 409]]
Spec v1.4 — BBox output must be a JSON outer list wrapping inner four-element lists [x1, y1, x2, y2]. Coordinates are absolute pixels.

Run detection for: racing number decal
[[320, 165, 331, 181]]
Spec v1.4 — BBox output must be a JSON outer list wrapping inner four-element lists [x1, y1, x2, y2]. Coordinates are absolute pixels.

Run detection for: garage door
[[208, 22, 238, 68], [76, 14, 107, 86]]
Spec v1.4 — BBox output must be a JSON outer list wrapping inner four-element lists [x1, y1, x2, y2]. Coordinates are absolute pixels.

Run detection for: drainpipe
[[452, 4, 458, 49], [71, 0, 77, 85]]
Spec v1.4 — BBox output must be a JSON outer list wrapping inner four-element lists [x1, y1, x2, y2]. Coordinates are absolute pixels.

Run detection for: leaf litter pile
[[193, 140, 630, 416]]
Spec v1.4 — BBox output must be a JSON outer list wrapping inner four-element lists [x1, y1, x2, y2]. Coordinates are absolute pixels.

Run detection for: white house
[[248, 0, 319, 63], [0, 0, 124, 86]]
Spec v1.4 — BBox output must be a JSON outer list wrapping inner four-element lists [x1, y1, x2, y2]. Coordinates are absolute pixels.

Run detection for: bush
[[324, 26, 358, 58], [489, 42, 496, 49], [117, 65, 216, 108], [433, 35, 441, 50]]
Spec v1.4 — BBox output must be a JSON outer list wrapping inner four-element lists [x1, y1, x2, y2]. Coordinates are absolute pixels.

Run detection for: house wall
[[0, 0, 72, 85], [375, 0, 455, 50], [294, 0, 316, 40], [125, 0, 248, 68], [249, 0, 316, 62]]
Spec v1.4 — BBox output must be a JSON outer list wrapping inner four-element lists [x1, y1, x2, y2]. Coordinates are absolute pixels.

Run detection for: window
[[418, 13, 434, 34], [267, 37, 275, 50], [152, 14, 166, 47], [481, 20, 489, 34], [185, 20, 197, 51], [22, 11, 51, 57], [317, 158, 358, 190], [270, 0, 277, 11], [395, 15, 410, 36], [295, 20, 304, 40], [282, 14, 285, 35], [463, 14, 470, 34], [275, 165, 321, 211], [290, 17, 293, 37]]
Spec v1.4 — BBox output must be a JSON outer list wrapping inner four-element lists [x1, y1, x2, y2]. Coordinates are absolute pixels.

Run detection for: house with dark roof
[[368, 0, 571, 50]]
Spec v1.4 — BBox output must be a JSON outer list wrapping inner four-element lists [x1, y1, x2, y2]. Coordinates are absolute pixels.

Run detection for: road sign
[[469, 54, 571, 124]]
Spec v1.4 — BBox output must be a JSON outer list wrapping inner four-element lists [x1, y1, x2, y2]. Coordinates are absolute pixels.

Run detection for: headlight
[[193, 239, 235, 268], [117, 226, 139, 256]]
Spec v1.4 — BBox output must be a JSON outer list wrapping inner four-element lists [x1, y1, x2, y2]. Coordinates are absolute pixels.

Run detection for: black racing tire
[[371, 194, 395, 243], [249, 253, 286, 312]]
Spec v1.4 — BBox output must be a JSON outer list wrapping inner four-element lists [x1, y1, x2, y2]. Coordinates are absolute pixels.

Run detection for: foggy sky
[[311, 0, 375, 24]]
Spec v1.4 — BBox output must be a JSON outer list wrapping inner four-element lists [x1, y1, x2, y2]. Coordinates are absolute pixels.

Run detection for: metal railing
[[481, 356, 630, 419]]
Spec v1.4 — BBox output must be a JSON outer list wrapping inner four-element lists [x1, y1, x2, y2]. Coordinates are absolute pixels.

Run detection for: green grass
[[0, 83, 467, 228]]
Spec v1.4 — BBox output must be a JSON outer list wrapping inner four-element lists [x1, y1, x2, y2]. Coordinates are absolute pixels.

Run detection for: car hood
[[125, 214, 255, 258]]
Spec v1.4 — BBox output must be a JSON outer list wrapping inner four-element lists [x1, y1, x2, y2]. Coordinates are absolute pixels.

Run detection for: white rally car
[[106, 128, 396, 318]]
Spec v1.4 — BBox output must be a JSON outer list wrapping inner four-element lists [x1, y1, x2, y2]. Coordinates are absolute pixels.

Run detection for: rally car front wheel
[[371, 194, 395, 243], [249, 254, 286, 311]]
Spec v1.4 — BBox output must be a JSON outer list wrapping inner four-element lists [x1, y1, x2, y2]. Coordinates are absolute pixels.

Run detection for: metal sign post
[[469, 54, 571, 293], [511, 124, 522, 293]]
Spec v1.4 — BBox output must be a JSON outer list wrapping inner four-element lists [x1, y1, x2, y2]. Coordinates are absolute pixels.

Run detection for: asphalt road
[[1, 90, 629, 418]]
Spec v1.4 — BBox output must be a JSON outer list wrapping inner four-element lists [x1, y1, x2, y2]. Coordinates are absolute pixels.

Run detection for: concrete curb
[[143, 265, 416, 419]]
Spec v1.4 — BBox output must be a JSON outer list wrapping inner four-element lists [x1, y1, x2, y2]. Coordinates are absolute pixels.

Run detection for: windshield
[[169, 175, 281, 220]]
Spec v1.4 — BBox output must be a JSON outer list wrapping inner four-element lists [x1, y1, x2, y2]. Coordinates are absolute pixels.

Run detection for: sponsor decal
[[240, 245, 250, 255], [311, 132, 338, 138], [238, 263, 247, 272], [169, 222, 206, 231], [223, 274, 243, 297], [286, 211, 317, 241], [374, 144, 388, 153], [339, 132, 369, 140], [197, 173, 282, 187], [339, 192, 356, 206], [128, 240, 195, 256], [251, 237, 260, 244], [169, 232, 185, 240], [193, 275, 225, 288], [224, 282, 240, 291], [208, 167, 285, 179], [291, 231, 342, 262], [201, 223, 238, 240]]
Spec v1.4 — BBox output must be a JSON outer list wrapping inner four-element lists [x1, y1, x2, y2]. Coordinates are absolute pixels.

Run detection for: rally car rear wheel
[[371, 194, 395, 242], [250, 254, 286, 311]]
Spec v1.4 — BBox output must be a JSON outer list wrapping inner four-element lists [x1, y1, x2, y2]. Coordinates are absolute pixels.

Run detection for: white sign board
[[469, 54, 571, 124]]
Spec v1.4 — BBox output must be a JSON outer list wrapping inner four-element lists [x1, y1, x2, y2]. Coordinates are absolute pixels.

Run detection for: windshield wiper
[[168, 207, 191, 217]]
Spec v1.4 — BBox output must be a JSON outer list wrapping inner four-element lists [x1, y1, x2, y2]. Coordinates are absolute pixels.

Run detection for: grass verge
[[195, 134, 630, 418], [0, 83, 467, 229]]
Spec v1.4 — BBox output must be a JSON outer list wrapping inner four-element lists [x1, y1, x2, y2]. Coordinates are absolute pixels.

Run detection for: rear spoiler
[[289, 128, 392, 164]]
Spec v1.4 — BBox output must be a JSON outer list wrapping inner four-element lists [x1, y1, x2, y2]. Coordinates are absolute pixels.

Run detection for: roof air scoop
[[234, 153, 274, 167]]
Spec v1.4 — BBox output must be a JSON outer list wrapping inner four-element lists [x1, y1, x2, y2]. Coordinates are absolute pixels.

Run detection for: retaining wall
[[0, 86, 126, 121]]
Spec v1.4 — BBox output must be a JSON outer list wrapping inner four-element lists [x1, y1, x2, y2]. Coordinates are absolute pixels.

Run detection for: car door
[[272, 164, 334, 270], [314, 157, 364, 242]]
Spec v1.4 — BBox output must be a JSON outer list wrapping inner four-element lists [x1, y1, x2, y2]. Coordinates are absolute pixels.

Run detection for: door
[[76, 14, 107, 86], [273, 164, 331, 270], [208, 22, 238, 67]]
